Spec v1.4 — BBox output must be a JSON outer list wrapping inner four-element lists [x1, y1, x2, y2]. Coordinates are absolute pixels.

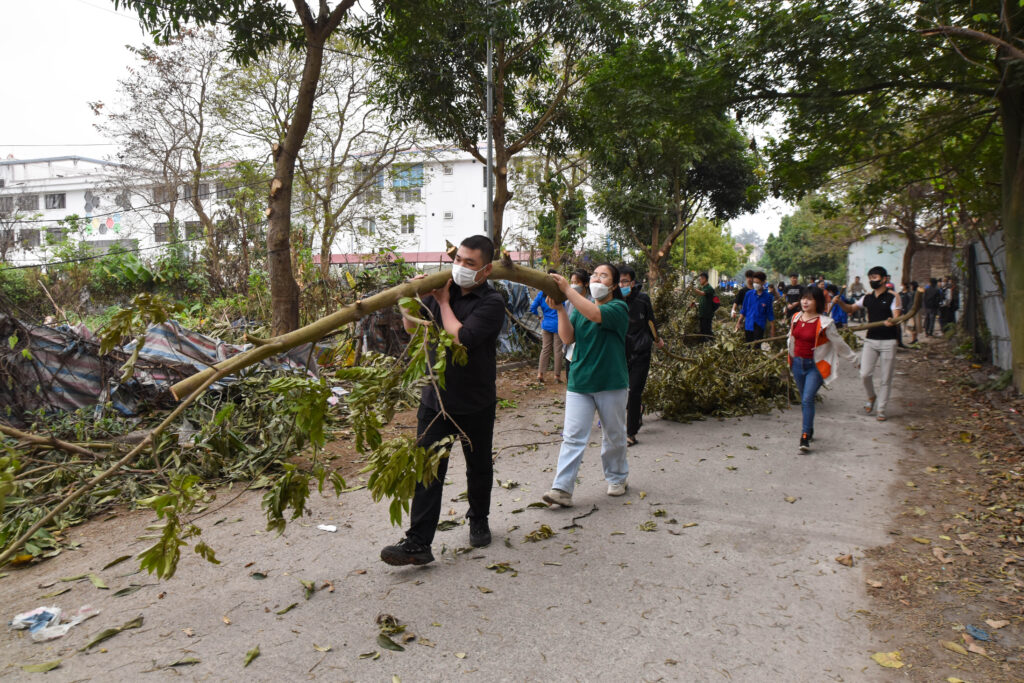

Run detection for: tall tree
[[581, 40, 762, 284], [355, 0, 628, 251], [117, 0, 362, 335], [700, 0, 1024, 388], [763, 197, 849, 282]]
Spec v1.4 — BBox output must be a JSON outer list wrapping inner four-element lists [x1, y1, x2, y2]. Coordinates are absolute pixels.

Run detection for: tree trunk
[[999, 71, 1024, 391], [901, 230, 918, 285], [646, 216, 661, 284], [268, 37, 326, 335]]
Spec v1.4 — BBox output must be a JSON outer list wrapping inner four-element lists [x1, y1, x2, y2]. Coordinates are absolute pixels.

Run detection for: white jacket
[[787, 313, 857, 386]]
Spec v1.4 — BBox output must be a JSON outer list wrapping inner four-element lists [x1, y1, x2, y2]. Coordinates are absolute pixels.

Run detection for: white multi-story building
[[0, 149, 610, 269]]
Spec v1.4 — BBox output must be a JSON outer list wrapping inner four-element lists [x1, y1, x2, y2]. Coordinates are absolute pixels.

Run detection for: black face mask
[[869, 279, 884, 290]]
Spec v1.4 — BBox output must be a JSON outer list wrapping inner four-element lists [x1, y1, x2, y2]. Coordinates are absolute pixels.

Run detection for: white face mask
[[571, 284, 585, 294], [452, 263, 482, 288], [590, 282, 611, 300], [753, 282, 764, 291]]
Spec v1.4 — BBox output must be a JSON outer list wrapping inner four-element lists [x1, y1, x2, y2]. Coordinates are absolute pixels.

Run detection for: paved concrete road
[[1, 368, 902, 681]]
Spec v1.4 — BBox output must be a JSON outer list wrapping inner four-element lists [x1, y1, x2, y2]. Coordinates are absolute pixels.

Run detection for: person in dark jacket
[[693, 272, 717, 342], [618, 265, 663, 447], [923, 278, 941, 336]]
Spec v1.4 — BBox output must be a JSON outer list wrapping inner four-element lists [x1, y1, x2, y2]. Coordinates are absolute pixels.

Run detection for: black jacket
[[624, 285, 657, 358]]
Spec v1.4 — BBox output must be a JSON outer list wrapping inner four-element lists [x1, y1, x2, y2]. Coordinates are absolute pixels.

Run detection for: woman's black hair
[[572, 268, 589, 284], [594, 262, 624, 300], [801, 285, 826, 315]]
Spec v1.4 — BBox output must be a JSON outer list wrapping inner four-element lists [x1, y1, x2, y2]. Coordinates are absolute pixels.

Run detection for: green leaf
[[21, 660, 61, 673], [274, 603, 299, 615], [102, 555, 132, 570], [88, 573, 108, 589], [113, 585, 144, 597], [243, 645, 260, 667], [377, 634, 405, 651], [80, 615, 143, 651]]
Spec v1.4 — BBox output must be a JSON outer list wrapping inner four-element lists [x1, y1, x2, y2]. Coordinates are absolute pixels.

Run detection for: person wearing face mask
[[732, 269, 755, 320], [788, 286, 858, 451], [562, 268, 590, 381], [737, 271, 776, 342], [542, 263, 631, 507], [619, 265, 664, 446], [835, 266, 902, 421], [380, 235, 506, 566]]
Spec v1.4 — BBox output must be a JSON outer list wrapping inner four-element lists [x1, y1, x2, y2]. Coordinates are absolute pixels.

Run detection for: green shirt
[[697, 284, 716, 318], [568, 299, 629, 394]]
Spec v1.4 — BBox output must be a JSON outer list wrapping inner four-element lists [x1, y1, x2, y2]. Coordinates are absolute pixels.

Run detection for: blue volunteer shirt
[[741, 288, 775, 331], [530, 290, 559, 333]]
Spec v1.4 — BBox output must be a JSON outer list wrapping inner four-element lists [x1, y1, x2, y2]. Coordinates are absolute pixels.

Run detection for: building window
[[360, 217, 376, 235], [0, 229, 14, 251], [154, 223, 169, 243], [0, 196, 12, 215], [184, 221, 202, 240], [45, 193, 66, 209], [442, 165, 453, 175], [400, 214, 416, 234], [443, 211, 454, 220], [20, 228, 41, 249], [152, 185, 176, 205], [46, 227, 66, 244], [355, 166, 385, 203], [183, 183, 211, 201], [90, 238, 139, 254], [17, 194, 39, 211], [215, 181, 235, 200], [393, 163, 423, 203]]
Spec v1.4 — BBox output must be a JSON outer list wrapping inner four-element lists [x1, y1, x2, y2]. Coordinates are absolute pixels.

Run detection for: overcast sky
[[1, 0, 791, 240]]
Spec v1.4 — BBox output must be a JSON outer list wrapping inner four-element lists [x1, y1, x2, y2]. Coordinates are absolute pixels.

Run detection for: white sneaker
[[542, 489, 573, 507], [607, 482, 628, 497]]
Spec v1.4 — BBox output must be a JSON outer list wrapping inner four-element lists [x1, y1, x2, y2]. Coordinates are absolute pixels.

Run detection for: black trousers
[[406, 403, 495, 546], [627, 352, 652, 438], [744, 324, 765, 343], [924, 307, 939, 335], [698, 316, 713, 342]]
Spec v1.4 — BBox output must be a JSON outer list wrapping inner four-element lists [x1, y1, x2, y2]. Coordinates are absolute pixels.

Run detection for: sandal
[[863, 397, 876, 414], [626, 435, 638, 447], [877, 415, 887, 422]]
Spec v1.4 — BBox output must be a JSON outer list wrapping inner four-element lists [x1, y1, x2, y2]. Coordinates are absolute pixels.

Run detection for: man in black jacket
[[619, 266, 663, 447]]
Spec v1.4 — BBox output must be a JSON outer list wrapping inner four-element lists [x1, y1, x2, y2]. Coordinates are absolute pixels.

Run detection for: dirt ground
[[858, 338, 1024, 681], [1, 341, 1022, 681]]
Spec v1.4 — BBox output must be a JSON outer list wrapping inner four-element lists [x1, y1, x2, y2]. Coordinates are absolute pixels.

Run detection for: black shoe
[[808, 429, 814, 441], [626, 435, 638, 447], [799, 433, 811, 452], [380, 538, 435, 566], [469, 518, 491, 548]]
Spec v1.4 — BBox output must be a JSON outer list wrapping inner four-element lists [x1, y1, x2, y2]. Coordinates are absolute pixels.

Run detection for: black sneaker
[[808, 429, 814, 442], [799, 433, 811, 452], [469, 518, 491, 548], [380, 538, 435, 566]]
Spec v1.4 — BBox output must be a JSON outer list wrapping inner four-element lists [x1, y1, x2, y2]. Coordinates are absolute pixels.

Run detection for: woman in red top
[[787, 285, 858, 452]]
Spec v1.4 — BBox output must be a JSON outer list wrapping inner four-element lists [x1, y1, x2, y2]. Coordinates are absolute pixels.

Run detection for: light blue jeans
[[552, 389, 629, 493]]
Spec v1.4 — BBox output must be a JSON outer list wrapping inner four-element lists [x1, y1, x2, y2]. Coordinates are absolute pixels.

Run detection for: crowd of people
[[378, 235, 957, 565]]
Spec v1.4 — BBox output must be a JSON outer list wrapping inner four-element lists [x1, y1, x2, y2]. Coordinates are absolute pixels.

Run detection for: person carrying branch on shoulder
[[834, 265, 902, 422], [788, 286, 858, 452], [542, 263, 630, 508], [380, 235, 506, 566]]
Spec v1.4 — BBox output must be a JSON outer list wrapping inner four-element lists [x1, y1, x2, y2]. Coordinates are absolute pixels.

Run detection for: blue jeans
[[791, 357, 823, 435], [552, 389, 629, 493]]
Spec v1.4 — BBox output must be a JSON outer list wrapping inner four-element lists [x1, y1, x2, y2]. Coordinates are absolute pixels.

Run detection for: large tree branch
[[918, 26, 1024, 62]]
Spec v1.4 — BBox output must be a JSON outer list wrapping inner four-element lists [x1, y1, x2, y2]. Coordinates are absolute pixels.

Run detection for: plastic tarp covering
[[495, 281, 541, 354], [0, 315, 315, 422]]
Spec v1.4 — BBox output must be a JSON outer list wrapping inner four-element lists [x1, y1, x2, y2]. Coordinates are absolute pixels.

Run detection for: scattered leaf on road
[[524, 524, 555, 542], [113, 585, 145, 598], [250, 572, 268, 580], [476, 586, 493, 594], [985, 619, 1009, 629], [835, 554, 853, 567], [21, 660, 61, 673], [313, 644, 331, 652], [932, 547, 954, 564], [102, 555, 132, 570], [39, 587, 71, 599], [454, 652, 467, 659], [870, 651, 904, 668], [784, 496, 796, 504], [866, 579, 884, 588], [301, 580, 316, 600], [81, 615, 143, 651], [377, 634, 405, 652], [87, 573, 108, 589], [275, 603, 299, 615], [912, 537, 931, 544], [358, 651, 380, 660], [167, 656, 200, 667], [243, 646, 260, 667], [222, 616, 231, 625], [940, 640, 968, 656]]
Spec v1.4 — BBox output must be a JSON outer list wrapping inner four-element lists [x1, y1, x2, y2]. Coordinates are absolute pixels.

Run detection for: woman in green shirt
[[542, 264, 631, 507]]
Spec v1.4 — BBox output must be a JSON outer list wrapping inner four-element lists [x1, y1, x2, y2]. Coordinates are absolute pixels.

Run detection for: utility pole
[[485, 2, 494, 243]]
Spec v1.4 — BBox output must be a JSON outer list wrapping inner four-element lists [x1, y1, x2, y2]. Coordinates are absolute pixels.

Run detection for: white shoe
[[607, 482, 628, 497], [542, 489, 573, 507]]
